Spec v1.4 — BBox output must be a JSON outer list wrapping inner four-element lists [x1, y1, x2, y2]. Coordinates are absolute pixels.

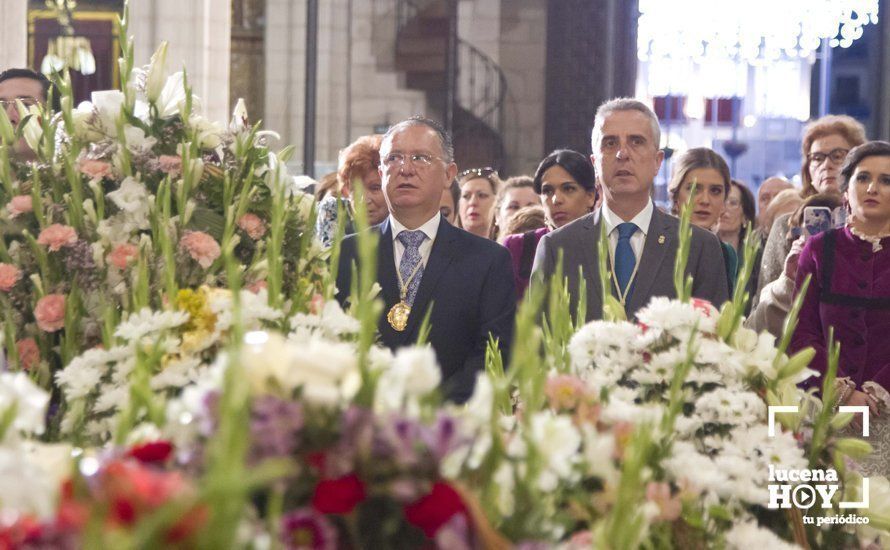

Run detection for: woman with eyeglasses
[[791, 141, 890, 475], [501, 149, 597, 298], [668, 147, 738, 294], [457, 167, 501, 239], [756, 115, 866, 305], [718, 179, 759, 312]]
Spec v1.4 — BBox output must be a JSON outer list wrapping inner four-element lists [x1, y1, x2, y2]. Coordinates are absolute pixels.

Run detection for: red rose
[[126, 441, 174, 464], [311, 474, 366, 515], [403, 482, 467, 538]]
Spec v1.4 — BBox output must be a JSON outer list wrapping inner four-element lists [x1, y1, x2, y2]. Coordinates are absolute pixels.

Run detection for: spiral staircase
[[392, 0, 507, 171]]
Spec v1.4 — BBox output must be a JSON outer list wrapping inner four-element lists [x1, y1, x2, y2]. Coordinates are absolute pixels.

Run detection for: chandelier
[[40, 0, 97, 76], [637, 0, 879, 63]]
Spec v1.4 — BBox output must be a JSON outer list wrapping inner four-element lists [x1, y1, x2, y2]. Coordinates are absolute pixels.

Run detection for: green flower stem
[[673, 181, 696, 303]]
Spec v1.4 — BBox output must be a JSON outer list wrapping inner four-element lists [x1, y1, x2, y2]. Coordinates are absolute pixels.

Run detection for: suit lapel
[[629, 208, 673, 312], [403, 217, 457, 336], [376, 219, 402, 323], [581, 211, 604, 313]]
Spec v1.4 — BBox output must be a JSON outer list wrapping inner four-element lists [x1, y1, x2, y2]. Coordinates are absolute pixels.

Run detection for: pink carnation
[[16, 338, 39, 371], [37, 224, 78, 252], [34, 294, 66, 332], [7, 195, 33, 218], [158, 155, 182, 176], [236, 213, 266, 240], [108, 243, 139, 269], [0, 263, 22, 292], [180, 231, 220, 269], [646, 482, 682, 521], [78, 158, 113, 180]]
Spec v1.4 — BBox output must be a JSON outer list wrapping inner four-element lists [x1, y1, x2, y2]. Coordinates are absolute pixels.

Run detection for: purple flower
[[280, 508, 337, 550], [249, 395, 304, 463]]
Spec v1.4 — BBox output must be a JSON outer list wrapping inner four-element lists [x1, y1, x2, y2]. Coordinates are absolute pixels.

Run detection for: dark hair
[[729, 179, 756, 241], [532, 149, 596, 195], [840, 140, 890, 193], [382, 116, 454, 163], [730, 179, 756, 226], [0, 68, 60, 112], [668, 147, 731, 212]]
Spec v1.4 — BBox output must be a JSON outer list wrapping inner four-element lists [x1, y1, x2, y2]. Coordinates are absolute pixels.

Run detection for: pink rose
[[36, 224, 78, 252], [158, 155, 182, 176], [16, 338, 39, 371], [108, 243, 139, 269], [236, 213, 266, 240], [7, 195, 33, 218], [34, 294, 66, 332], [179, 231, 221, 269], [0, 263, 22, 292], [78, 158, 113, 180]]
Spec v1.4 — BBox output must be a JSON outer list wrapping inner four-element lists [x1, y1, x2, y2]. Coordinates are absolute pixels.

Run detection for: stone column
[[0, 0, 28, 70], [544, 0, 639, 155], [129, 0, 231, 124]]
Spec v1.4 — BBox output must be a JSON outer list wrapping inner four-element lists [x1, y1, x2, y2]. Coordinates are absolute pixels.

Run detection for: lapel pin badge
[[658, 235, 665, 244]]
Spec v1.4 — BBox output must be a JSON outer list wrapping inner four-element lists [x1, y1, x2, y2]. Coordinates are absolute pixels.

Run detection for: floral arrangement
[[0, 7, 887, 549], [0, 13, 325, 411]]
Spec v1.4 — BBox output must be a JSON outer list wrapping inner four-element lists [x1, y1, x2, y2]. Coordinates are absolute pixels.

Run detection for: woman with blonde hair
[[457, 167, 502, 239], [667, 147, 738, 292], [315, 134, 387, 248]]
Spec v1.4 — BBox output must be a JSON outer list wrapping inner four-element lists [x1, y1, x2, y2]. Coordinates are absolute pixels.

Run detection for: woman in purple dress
[[502, 150, 597, 298], [791, 141, 890, 473]]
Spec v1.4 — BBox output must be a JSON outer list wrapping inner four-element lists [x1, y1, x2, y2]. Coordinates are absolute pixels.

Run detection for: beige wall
[[498, 0, 547, 176], [0, 0, 28, 70], [130, 0, 231, 124]]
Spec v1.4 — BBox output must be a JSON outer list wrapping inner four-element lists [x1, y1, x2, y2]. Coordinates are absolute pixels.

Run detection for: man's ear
[[655, 148, 665, 171], [445, 162, 458, 187]]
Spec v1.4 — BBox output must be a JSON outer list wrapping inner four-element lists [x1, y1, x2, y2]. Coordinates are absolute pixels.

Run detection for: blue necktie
[[614, 222, 638, 296], [397, 230, 426, 305]]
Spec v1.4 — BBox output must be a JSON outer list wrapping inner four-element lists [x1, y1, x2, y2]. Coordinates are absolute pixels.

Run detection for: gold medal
[[387, 301, 411, 331]]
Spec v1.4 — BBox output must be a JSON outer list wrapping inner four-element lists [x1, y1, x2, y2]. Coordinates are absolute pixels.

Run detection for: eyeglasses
[[382, 152, 443, 168], [807, 148, 849, 165], [0, 97, 39, 109], [458, 167, 496, 179], [725, 198, 742, 208]]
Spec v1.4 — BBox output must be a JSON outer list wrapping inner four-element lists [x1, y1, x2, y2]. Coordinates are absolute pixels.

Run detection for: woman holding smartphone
[[791, 141, 890, 474]]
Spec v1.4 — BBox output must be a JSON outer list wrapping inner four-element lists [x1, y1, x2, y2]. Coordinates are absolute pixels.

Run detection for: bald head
[[757, 177, 793, 226]]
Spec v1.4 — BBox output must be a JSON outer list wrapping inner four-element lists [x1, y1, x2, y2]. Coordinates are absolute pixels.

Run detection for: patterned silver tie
[[397, 230, 426, 305]]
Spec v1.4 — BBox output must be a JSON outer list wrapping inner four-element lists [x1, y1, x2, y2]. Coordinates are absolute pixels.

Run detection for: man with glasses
[[531, 98, 729, 320], [0, 68, 56, 160], [335, 116, 515, 403]]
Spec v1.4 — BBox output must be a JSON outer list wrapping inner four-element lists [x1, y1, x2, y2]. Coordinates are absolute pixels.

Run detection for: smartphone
[[803, 207, 833, 238]]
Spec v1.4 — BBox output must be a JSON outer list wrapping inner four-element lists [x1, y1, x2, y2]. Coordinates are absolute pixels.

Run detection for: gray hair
[[381, 116, 454, 163], [590, 97, 661, 153]]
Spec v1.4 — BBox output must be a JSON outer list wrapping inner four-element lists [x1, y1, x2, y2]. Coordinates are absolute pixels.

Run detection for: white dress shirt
[[390, 212, 441, 271], [600, 199, 654, 263]]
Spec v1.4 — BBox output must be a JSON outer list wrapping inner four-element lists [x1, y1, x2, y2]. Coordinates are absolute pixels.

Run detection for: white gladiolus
[[145, 42, 169, 103]]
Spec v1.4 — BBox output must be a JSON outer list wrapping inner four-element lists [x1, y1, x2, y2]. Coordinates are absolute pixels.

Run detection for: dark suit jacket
[[336, 216, 516, 403], [530, 207, 729, 321]]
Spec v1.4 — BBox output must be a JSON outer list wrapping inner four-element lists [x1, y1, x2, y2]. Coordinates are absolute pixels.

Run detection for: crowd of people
[[1, 66, 887, 470]]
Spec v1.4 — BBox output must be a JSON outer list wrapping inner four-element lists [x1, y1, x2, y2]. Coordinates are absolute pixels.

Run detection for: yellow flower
[[176, 286, 216, 333]]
